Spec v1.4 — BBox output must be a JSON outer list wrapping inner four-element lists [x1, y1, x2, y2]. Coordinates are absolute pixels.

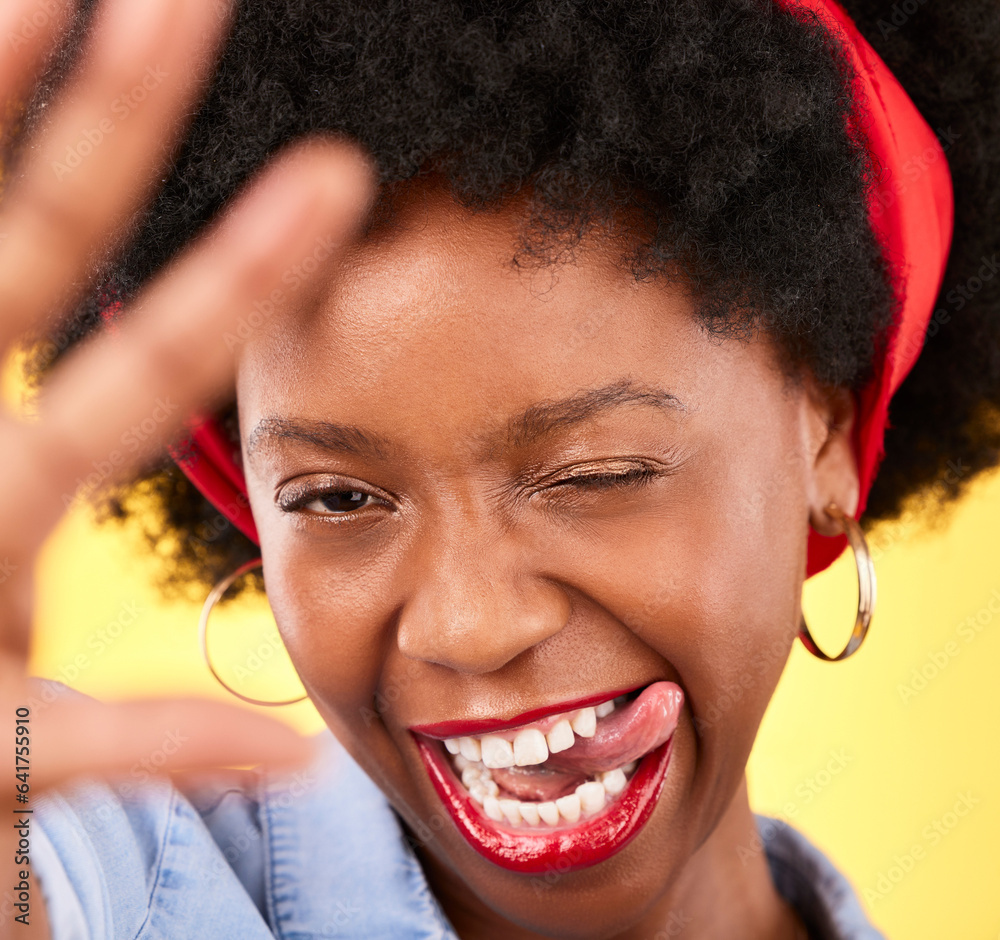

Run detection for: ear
[[800, 376, 860, 538]]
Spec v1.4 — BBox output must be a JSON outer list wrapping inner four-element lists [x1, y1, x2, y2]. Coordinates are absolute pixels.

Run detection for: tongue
[[545, 680, 683, 776], [489, 765, 585, 802], [489, 681, 683, 801]]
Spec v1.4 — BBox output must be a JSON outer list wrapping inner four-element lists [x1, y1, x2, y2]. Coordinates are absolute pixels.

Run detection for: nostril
[[395, 576, 571, 674]]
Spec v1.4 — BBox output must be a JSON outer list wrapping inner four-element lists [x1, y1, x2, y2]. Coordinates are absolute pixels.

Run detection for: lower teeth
[[452, 753, 638, 828]]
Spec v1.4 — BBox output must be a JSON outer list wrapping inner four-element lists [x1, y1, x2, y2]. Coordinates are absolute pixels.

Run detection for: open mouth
[[411, 680, 684, 874]]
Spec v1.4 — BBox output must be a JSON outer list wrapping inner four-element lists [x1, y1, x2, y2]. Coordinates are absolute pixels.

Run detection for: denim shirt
[[32, 717, 885, 939]]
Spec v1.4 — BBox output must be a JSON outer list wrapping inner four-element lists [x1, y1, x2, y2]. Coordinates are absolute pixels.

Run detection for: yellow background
[[6, 355, 998, 939]]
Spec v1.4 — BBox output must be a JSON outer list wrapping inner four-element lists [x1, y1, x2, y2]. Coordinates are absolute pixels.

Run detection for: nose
[[395, 527, 571, 674]]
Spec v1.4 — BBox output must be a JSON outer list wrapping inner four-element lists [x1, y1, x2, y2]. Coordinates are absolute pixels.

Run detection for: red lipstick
[[412, 681, 684, 874], [416, 735, 674, 874], [409, 687, 638, 739]]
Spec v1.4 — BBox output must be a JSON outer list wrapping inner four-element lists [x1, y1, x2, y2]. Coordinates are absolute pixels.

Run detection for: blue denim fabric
[[32, 705, 885, 939]]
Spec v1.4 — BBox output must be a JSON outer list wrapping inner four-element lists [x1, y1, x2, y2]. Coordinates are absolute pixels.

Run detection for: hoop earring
[[798, 502, 876, 662], [199, 557, 308, 706]]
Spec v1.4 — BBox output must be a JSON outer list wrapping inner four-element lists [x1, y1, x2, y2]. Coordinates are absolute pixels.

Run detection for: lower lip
[[414, 735, 674, 874]]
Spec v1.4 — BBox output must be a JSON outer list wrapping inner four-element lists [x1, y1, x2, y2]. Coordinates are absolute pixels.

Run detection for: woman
[[1, 0, 996, 937]]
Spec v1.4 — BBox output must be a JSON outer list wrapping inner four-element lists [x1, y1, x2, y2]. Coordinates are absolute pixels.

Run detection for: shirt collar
[[261, 730, 459, 939]]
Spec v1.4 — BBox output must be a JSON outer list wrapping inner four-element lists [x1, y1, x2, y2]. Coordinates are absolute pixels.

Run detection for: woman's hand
[[0, 0, 372, 933]]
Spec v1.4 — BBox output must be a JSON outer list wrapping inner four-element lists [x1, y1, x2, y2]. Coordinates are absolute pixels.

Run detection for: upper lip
[[408, 683, 649, 739]]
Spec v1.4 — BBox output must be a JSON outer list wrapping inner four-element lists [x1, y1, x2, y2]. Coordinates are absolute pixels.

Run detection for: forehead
[[234, 182, 774, 456]]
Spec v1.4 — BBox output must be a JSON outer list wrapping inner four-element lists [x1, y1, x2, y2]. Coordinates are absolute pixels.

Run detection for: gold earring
[[798, 502, 876, 662], [199, 557, 308, 706]]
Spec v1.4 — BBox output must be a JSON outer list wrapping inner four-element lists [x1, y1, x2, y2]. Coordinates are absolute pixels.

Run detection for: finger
[[18, 690, 319, 792], [0, 0, 234, 356], [4, 140, 373, 562], [0, 0, 73, 127], [0, 551, 33, 661]]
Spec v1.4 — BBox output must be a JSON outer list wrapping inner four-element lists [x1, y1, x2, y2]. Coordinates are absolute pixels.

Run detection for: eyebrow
[[244, 378, 684, 463], [245, 418, 393, 462], [504, 378, 685, 449]]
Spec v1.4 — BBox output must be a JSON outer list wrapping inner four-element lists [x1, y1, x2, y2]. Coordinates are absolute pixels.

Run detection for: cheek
[[658, 436, 808, 789], [259, 534, 394, 729], [258, 530, 448, 806], [544, 432, 809, 794]]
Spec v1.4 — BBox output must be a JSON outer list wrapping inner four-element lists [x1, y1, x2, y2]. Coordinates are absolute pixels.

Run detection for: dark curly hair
[[18, 0, 1000, 602]]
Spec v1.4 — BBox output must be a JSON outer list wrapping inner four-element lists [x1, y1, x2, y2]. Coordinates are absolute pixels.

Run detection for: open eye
[[278, 481, 391, 518], [301, 489, 377, 514]]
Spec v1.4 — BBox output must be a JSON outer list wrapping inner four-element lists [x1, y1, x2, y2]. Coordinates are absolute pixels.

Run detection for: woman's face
[[236, 181, 858, 938]]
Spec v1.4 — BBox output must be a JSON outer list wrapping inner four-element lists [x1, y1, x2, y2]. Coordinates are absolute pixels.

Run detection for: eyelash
[[280, 466, 658, 520], [279, 487, 387, 517], [549, 466, 658, 491]]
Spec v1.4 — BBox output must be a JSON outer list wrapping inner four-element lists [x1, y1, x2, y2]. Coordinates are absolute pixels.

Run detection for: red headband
[[101, 0, 953, 578]]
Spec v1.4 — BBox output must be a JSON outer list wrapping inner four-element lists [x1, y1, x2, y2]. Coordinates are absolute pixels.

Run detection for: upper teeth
[[570, 707, 597, 738], [443, 700, 616, 769], [459, 737, 482, 762], [512, 728, 548, 766], [480, 736, 515, 769], [546, 719, 574, 754]]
